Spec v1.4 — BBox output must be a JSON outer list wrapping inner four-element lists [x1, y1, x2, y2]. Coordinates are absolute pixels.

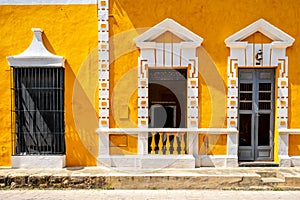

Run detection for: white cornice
[[134, 18, 203, 48], [225, 18, 295, 48], [7, 28, 64, 67], [0, 0, 97, 5]]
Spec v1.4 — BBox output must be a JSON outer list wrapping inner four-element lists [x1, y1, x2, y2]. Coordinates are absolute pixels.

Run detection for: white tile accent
[[99, 90, 109, 99], [188, 108, 198, 117], [99, 51, 109, 60], [138, 88, 148, 97], [98, 9, 109, 20], [98, 32, 109, 41], [228, 88, 238, 97], [278, 88, 288, 97], [100, 109, 109, 117], [187, 88, 198, 97], [138, 108, 148, 117], [228, 108, 238, 118], [278, 108, 288, 118], [99, 70, 109, 79]]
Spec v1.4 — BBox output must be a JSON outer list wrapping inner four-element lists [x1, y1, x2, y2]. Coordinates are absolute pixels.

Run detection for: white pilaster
[[98, 0, 110, 128]]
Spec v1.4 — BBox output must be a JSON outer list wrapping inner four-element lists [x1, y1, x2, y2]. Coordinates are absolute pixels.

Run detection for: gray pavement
[[2, 167, 300, 190], [1, 189, 300, 200]]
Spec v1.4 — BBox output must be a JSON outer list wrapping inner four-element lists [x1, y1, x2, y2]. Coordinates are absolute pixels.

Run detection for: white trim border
[[0, 0, 97, 5]]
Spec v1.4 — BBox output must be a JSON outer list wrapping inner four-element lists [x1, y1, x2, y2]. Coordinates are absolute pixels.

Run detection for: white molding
[[98, 155, 196, 169], [196, 155, 238, 167], [12, 155, 66, 168], [96, 128, 238, 134], [0, 0, 97, 5], [134, 18, 202, 128], [225, 18, 295, 48], [134, 18, 203, 48], [279, 129, 300, 134], [7, 28, 64, 67]]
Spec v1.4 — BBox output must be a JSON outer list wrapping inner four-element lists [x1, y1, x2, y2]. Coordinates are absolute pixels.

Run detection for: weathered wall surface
[[0, 5, 99, 166]]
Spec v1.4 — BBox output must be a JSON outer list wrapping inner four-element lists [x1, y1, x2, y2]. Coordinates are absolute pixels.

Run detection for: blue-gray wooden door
[[238, 68, 274, 161]]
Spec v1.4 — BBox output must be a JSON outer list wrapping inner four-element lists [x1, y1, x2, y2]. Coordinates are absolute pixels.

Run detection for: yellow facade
[[0, 4, 98, 166], [108, 0, 300, 158], [1, 0, 300, 167]]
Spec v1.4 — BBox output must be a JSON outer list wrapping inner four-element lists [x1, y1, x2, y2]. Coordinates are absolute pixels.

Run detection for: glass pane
[[240, 93, 252, 100], [259, 92, 271, 100], [259, 102, 271, 110], [240, 83, 252, 91], [240, 72, 253, 80], [259, 83, 271, 91], [259, 72, 271, 80], [240, 102, 252, 110], [258, 114, 270, 146], [239, 114, 252, 146]]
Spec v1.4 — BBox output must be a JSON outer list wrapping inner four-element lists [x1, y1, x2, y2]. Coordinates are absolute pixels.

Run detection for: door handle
[[256, 113, 260, 117]]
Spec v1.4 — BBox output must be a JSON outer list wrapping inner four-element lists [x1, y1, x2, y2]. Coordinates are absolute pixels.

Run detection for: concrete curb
[[1, 167, 300, 190]]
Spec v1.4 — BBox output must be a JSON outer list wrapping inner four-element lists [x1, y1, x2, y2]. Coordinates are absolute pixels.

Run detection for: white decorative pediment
[[225, 18, 295, 48], [134, 18, 201, 128], [134, 18, 203, 48], [7, 28, 64, 67], [225, 18, 295, 131]]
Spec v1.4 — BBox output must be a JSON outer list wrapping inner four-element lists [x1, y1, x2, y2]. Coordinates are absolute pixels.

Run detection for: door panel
[[238, 69, 274, 161]]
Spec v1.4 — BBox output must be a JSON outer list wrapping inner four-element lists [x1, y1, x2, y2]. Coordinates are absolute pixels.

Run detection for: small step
[[261, 177, 285, 183], [239, 162, 279, 167]]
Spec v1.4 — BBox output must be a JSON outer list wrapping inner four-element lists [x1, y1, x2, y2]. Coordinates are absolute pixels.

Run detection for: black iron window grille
[[11, 67, 65, 155]]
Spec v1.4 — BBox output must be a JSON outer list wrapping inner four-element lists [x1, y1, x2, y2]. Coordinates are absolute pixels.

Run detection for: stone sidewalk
[[1, 190, 300, 200], [1, 167, 300, 190]]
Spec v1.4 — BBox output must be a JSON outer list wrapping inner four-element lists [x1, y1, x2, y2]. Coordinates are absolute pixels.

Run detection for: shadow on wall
[[65, 56, 99, 166]]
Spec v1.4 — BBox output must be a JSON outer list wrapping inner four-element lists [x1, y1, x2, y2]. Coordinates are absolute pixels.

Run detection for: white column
[[138, 132, 148, 155], [99, 132, 109, 155], [226, 133, 238, 167], [278, 132, 291, 166], [188, 131, 198, 156]]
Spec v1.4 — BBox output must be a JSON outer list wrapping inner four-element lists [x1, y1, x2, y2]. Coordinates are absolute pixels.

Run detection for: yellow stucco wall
[[289, 135, 300, 156], [0, 5, 99, 166], [1, 0, 300, 165], [199, 134, 227, 155], [109, 0, 300, 157]]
